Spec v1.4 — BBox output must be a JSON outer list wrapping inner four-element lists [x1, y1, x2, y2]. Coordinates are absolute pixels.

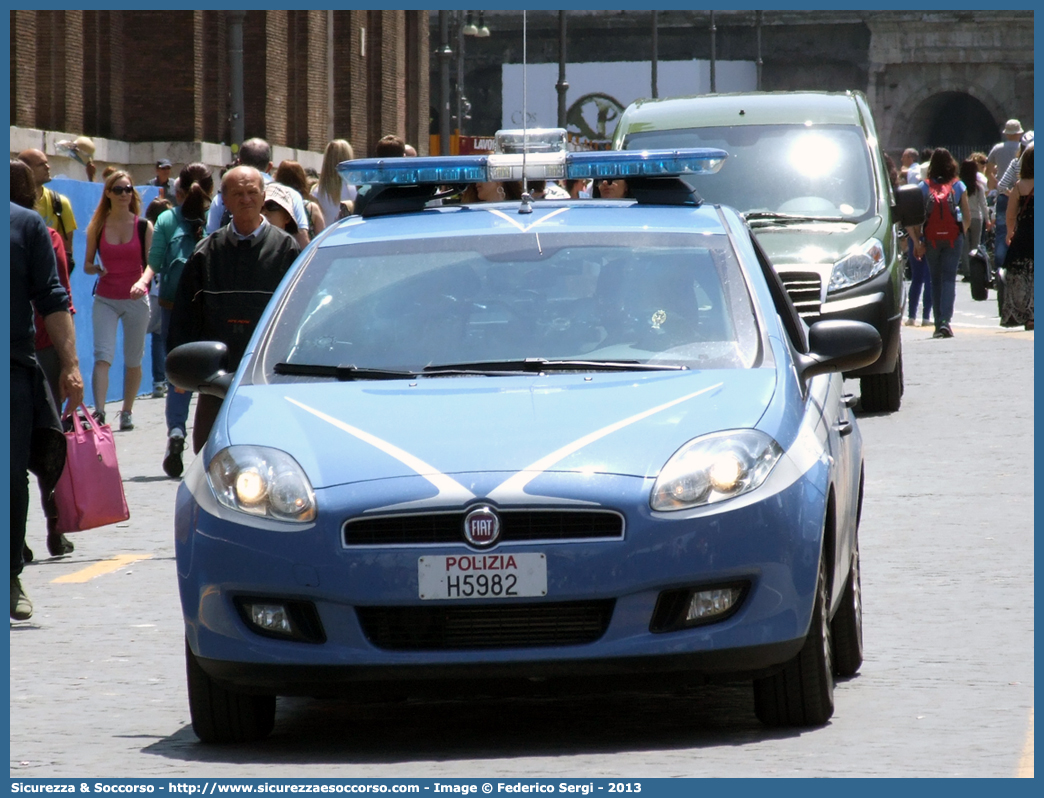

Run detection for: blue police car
[[168, 130, 881, 742]]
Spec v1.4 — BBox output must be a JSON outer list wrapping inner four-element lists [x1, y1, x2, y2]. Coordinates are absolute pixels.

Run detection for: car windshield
[[624, 124, 876, 221], [260, 231, 760, 376]]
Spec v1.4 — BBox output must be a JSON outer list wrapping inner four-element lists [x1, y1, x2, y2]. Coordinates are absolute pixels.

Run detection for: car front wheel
[[185, 638, 276, 743], [753, 556, 835, 727], [830, 534, 863, 677]]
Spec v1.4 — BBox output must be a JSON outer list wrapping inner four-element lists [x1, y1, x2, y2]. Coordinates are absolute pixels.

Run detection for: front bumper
[[176, 467, 828, 696]]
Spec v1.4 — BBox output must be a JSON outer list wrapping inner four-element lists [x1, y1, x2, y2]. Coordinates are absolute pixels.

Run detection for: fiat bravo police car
[[167, 130, 880, 743]]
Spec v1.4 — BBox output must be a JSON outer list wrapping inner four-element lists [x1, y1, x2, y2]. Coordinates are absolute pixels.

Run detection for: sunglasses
[[109, 186, 134, 195]]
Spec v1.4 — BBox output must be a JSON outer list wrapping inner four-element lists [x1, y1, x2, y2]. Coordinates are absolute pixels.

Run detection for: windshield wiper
[[274, 362, 419, 381], [744, 211, 845, 224], [422, 358, 688, 374], [275, 359, 688, 381]]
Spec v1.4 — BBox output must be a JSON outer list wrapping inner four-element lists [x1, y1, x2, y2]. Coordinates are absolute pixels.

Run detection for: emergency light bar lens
[[567, 149, 728, 179], [337, 146, 727, 187], [338, 156, 488, 186], [488, 157, 566, 181], [495, 128, 568, 155]]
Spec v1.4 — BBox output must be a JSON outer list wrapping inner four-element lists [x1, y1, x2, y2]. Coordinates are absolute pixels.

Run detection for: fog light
[[686, 587, 742, 622], [649, 582, 749, 632], [248, 603, 293, 635]]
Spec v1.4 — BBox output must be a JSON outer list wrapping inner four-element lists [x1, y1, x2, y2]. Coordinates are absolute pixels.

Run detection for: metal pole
[[651, 11, 658, 99], [756, 11, 763, 91], [456, 10, 465, 137], [228, 10, 246, 151], [556, 11, 568, 126], [709, 11, 716, 94], [438, 11, 452, 154]]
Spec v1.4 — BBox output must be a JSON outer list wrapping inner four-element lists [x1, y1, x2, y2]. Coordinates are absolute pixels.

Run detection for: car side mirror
[[166, 341, 234, 398], [893, 183, 925, 228], [797, 320, 882, 381]]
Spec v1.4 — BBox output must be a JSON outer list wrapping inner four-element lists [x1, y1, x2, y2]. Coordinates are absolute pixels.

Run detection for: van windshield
[[624, 124, 876, 222]]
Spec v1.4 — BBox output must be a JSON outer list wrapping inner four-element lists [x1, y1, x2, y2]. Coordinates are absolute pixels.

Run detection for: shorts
[[92, 294, 152, 368]]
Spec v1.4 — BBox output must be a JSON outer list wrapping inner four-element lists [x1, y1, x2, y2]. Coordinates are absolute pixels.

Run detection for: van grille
[[356, 600, 616, 650], [779, 271, 823, 319]]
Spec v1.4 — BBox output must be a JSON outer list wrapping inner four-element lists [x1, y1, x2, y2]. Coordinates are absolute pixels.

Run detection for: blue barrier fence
[[50, 176, 162, 409]]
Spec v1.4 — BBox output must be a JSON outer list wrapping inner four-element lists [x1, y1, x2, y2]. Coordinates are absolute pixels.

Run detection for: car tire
[[753, 556, 835, 727], [185, 639, 276, 744], [859, 340, 902, 413], [830, 534, 863, 677]]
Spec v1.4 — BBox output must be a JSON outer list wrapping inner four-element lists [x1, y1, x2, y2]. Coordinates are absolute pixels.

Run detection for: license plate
[[418, 553, 547, 600]]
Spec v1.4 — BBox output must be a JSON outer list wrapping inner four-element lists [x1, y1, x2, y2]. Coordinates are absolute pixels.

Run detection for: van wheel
[[859, 342, 902, 413], [185, 639, 276, 743], [753, 556, 835, 727]]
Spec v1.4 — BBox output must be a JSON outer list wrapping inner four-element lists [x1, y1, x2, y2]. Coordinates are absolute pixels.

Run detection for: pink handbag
[[54, 404, 130, 532]]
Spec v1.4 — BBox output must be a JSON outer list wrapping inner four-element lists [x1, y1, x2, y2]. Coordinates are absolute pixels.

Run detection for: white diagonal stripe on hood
[[487, 383, 724, 503], [285, 396, 476, 505]]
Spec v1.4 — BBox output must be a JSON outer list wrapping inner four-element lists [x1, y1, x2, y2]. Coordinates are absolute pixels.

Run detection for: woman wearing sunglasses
[[84, 171, 153, 431]]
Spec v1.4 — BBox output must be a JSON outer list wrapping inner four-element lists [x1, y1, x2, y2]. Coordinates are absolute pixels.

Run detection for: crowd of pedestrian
[[900, 118, 1033, 336]]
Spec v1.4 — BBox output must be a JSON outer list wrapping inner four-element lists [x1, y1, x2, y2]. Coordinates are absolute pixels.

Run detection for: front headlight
[[827, 237, 886, 293], [207, 446, 317, 523], [651, 430, 783, 511]]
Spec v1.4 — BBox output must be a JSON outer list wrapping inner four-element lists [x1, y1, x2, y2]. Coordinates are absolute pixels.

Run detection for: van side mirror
[[893, 183, 925, 228], [797, 320, 882, 381], [166, 341, 233, 398]]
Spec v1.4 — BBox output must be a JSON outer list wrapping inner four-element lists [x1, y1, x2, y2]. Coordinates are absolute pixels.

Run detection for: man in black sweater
[[168, 166, 300, 453], [10, 202, 84, 619]]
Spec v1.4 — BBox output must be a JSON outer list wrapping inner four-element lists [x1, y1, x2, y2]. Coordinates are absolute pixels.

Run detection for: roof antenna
[[518, 10, 533, 214]]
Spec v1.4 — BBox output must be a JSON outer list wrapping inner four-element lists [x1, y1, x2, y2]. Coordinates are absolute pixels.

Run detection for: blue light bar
[[337, 147, 728, 187], [566, 149, 728, 179], [338, 156, 488, 186]]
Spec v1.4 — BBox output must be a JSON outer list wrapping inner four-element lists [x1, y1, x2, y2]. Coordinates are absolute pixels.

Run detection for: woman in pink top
[[83, 171, 154, 431]]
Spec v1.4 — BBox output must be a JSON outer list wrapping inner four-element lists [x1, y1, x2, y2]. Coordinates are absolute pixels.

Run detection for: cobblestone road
[[10, 288, 1034, 778]]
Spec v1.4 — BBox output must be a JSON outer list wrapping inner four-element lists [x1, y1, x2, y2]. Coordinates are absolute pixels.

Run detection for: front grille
[[356, 600, 616, 650], [779, 271, 823, 318], [344, 509, 624, 546]]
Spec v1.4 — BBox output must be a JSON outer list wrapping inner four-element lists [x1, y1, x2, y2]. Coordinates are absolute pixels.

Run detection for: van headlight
[[207, 446, 317, 523], [651, 430, 783, 511], [827, 238, 886, 293]]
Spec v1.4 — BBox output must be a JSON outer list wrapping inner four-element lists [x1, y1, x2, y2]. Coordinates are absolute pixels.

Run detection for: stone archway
[[890, 82, 1008, 155]]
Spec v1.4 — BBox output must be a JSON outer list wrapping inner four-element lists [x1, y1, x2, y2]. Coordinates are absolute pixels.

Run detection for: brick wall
[[200, 11, 228, 145], [121, 11, 197, 141], [63, 11, 84, 134], [305, 10, 329, 151], [365, 10, 383, 155], [108, 12, 125, 140], [242, 11, 267, 142], [381, 11, 407, 143], [265, 10, 289, 147], [12, 11, 36, 128], [9, 9, 425, 160], [406, 10, 430, 154]]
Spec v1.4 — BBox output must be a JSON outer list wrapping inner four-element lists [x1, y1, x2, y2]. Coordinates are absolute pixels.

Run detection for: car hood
[[751, 216, 885, 268], [222, 369, 777, 492]]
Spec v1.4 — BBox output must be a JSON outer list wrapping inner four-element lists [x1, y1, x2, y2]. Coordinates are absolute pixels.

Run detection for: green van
[[614, 91, 923, 412]]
